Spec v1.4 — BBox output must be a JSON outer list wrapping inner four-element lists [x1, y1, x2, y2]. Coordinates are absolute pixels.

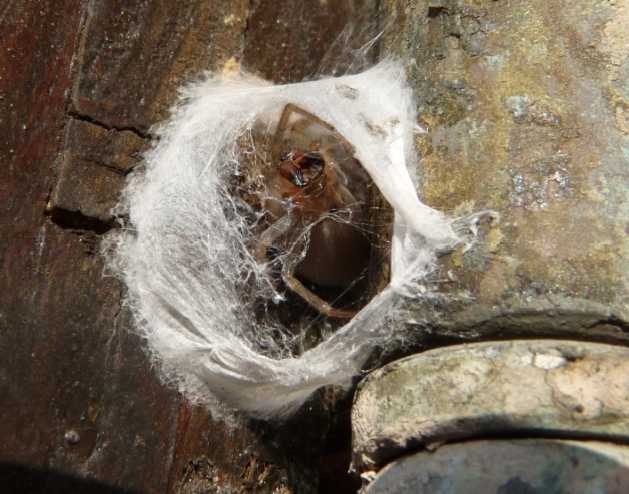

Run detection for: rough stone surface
[[353, 340, 629, 470], [364, 439, 629, 494], [379, 0, 629, 344]]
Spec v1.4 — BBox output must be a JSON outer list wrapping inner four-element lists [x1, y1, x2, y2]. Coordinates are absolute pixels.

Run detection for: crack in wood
[[46, 205, 115, 235], [68, 110, 152, 141]]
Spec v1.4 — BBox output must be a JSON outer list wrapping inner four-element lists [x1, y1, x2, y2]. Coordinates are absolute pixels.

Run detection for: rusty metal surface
[[242, 0, 378, 83], [70, 0, 248, 133], [47, 119, 147, 226], [1, 0, 245, 491], [0, 0, 369, 492], [0, 2, 181, 489]]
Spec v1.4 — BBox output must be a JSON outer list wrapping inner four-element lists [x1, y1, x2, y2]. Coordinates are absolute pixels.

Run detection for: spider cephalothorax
[[254, 104, 377, 318]]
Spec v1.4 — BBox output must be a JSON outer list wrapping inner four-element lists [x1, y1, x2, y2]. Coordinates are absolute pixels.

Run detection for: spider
[[254, 104, 375, 319]]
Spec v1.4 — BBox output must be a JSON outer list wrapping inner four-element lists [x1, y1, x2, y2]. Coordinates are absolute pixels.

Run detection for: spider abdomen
[[295, 218, 370, 288]]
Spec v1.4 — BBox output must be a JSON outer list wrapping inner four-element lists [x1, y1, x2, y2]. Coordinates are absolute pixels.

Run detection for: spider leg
[[271, 104, 302, 159], [273, 103, 356, 157], [255, 214, 294, 263], [257, 215, 356, 318], [318, 149, 359, 207], [282, 103, 338, 132], [281, 263, 357, 319]]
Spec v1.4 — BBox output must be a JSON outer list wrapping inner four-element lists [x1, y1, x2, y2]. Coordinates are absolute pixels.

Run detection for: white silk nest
[[106, 60, 468, 419]]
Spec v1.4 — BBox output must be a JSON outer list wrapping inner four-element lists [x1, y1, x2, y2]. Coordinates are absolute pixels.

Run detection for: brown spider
[[255, 103, 375, 318]]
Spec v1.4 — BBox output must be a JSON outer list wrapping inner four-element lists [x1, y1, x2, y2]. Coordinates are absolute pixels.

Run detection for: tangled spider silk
[[107, 60, 465, 418]]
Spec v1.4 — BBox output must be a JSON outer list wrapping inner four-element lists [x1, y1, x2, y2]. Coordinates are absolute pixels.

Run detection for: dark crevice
[[241, 0, 255, 56], [585, 315, 629, 332], [317, 390, 362, 494], [363, 428, 629, 474], [68, 110, 152, 140], [1, 462, 139, 494], [46, 206, 115, 235], [427, 6, 448, 18], [76, 158, 133, 177], [62, 1, 92, 119], [447, 429, 629, 448]]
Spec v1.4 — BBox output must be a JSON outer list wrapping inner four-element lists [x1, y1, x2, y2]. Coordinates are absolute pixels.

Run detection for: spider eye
[[279, 161, 306, 187], [278, 150, 324, 188], [300, 152, 325, 169], [279, 151, 293, 161], [292, 169, 306, 186], [296, 152, 325, 185]]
